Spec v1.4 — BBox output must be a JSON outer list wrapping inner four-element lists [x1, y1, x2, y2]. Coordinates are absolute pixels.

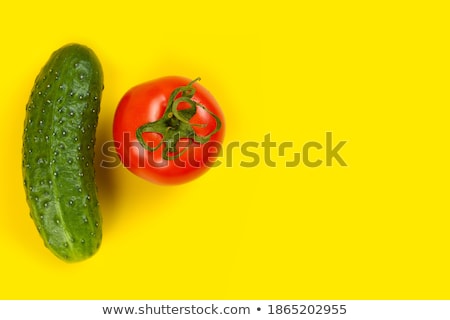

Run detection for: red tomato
[[113, 76, 225, 185]]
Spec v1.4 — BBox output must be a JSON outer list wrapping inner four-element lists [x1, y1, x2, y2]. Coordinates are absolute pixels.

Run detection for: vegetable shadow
[[94, 109, 120, 229]]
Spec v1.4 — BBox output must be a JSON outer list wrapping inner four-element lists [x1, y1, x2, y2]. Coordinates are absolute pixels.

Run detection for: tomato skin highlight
[[113, 76, 225, 185]]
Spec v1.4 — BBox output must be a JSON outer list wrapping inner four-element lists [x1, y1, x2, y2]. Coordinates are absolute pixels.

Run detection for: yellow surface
[[1, 0, 449, 299]]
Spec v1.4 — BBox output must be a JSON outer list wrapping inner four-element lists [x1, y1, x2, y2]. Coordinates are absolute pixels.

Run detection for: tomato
[[113, 76, 225, 185]]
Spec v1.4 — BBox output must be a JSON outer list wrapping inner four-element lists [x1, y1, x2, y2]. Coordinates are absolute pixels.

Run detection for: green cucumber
[[22, 43, 103, 262]]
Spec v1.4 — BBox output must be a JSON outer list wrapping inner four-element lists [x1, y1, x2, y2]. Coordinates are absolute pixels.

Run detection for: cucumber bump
[[22, 43, 103, 262]]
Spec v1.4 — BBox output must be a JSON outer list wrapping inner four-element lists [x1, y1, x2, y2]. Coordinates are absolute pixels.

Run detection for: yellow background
[[1, 0, 449, 299]]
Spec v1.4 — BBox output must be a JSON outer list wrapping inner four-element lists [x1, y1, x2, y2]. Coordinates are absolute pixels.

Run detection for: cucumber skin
[[22, 44, 103, 262]]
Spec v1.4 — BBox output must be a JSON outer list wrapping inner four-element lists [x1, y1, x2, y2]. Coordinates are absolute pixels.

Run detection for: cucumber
[[22, 43, 103, 262]]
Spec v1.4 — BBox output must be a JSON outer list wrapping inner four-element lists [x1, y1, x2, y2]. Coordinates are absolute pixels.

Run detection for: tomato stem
[[136, 78, 222, 160]]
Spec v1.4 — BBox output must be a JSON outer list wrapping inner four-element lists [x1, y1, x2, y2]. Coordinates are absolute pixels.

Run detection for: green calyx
[[136, 78, 222, 160]]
